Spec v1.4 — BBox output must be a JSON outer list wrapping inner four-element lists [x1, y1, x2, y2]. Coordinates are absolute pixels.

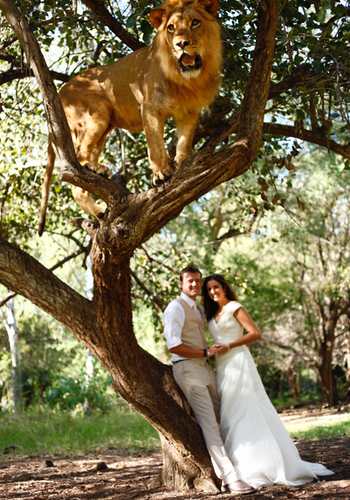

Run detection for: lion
[[38, 0, 222, 235]]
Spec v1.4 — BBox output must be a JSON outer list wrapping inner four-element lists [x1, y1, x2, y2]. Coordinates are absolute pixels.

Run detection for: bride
[[202, 273, 334, 489]]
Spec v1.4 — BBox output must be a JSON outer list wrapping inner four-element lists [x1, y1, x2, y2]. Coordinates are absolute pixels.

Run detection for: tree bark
[[0, 0, 76, 169], [318, 305, 339, 405], [318, 348, 335, 405], [287, 360, 300, 400]]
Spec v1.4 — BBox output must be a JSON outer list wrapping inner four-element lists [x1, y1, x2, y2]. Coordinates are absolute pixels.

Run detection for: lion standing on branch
[[38, 0, 222, 235]]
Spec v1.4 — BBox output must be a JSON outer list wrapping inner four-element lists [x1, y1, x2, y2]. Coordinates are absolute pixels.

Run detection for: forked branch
[[0, 237, 96, 343], [99, 0, 280, 252]]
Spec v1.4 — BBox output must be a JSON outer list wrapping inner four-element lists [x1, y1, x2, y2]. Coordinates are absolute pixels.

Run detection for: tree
[[0, 0, 349, 492], [1, 297, 22, 411], [273, 153, 350, 405]]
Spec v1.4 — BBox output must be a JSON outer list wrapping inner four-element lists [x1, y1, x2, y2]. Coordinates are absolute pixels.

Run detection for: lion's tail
[[38, 138, 55, 236]]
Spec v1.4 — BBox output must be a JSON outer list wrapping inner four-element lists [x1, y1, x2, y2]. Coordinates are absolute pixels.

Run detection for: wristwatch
[[203, 348, 208, 358]]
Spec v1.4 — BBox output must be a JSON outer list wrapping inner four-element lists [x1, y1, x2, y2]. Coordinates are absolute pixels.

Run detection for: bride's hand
[[208, 345, 225, 356], [208, 345, 220, 357], [212, 344, 231, 356]]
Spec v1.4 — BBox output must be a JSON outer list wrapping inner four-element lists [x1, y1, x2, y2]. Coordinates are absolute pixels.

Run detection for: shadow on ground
[[0, 438, 349, 499]]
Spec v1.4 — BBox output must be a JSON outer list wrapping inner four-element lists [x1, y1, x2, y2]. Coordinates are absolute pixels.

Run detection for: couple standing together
[[163, 265, 333, 495]]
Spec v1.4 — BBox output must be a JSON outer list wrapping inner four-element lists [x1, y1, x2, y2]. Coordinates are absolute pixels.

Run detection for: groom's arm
[[164, 301, 210, 359], [169, 344, 208, 358], [171, 344, 222, 358]]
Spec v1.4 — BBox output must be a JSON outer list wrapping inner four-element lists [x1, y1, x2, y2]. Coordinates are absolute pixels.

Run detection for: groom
[[163, 264, 253, 495]]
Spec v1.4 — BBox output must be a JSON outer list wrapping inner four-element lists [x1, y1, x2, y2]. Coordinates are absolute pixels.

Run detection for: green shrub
[[44, 375, 112, 412]]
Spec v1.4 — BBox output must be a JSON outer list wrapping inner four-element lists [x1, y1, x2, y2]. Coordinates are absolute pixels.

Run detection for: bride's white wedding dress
[[208, 301, 334, 488]]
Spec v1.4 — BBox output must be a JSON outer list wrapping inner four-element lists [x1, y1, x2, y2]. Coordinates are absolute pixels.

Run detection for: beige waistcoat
[[177, 297, 207, 349]]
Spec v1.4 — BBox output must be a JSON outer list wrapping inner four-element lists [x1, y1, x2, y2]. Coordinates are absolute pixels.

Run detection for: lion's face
[[164, 8, 206, 78], [150, 0, 221, 81]]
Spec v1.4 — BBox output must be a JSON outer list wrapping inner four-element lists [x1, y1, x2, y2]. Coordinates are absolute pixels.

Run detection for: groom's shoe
[[227, 480, 255, 495]]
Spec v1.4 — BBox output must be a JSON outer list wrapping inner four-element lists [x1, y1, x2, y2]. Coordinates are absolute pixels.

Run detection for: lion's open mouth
[[178, 53, 202, 73]]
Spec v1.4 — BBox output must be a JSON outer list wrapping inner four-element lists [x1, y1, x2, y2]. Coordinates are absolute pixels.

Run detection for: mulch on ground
[[0, 437, 349, 499]]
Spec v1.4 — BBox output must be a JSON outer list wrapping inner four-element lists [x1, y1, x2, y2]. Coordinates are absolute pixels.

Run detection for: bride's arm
[[217, 307, 262, 354]]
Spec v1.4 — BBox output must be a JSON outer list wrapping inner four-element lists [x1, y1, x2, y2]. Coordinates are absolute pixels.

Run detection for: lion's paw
[[152, 167, 173, 186], [96, 164, 112, 178]]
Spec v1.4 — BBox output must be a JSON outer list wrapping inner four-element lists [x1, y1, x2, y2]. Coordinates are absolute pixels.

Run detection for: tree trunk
[[287, 363, 300, 400], [318, 308, 338, 405], [3, 297, 22, 412], [90, 247, 216, 490], [318, 349, 335, 405]]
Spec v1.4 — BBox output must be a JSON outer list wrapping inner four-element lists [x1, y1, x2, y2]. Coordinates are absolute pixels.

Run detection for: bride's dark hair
[[202, 274, 238, 321]]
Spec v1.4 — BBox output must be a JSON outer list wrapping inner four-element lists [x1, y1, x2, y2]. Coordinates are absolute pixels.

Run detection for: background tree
[[1, 297, 22, 412], [0, 0, 350, 492], [268, 152, 350, 405]]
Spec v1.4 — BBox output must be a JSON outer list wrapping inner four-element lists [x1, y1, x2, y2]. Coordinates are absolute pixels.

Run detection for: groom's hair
[[179, 264, 202, 282]]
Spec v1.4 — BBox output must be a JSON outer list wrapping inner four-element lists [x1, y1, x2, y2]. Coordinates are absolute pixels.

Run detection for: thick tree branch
[[198, 106, 350, 163], [264, 122, 350, 159], [213, 117, 350, 159], [0, 237, 96, 343], [0, 246, 86, 308], [196, 58, 349, 156], [238, 0, 279, 148], [81, 0, 144, 51], [62, 166, 124, 203]]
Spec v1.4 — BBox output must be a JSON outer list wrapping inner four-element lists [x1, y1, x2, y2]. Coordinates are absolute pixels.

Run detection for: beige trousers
[[173, 358, 238, 483]]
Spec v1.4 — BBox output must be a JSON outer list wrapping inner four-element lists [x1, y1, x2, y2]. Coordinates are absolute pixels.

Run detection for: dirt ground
[[1, 408, 349, 500]]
